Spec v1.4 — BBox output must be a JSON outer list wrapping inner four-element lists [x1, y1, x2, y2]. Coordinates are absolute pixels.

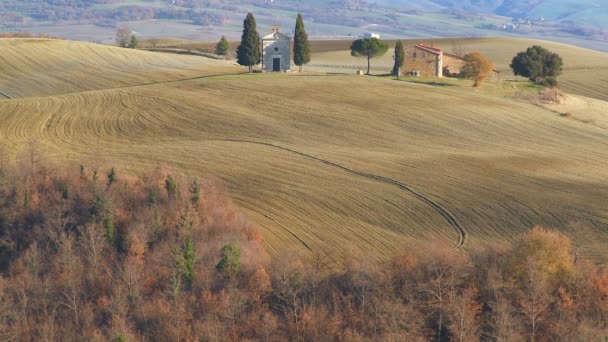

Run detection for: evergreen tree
[[236, 13, 261, 73], [128, 34, 138, 49], [392, 40, 405, 79], [215, 36, 230, 56], [103, 212, 115, 244], [216, 243, 241, 278], [180, 235, 195, 287], [350, 38, 389, 75], [190, 180, 200, 207], [510, 45, 563, 84], [293, 14, 311, 72], [107, 167, 116, 188], [165, 175, 177, 199]]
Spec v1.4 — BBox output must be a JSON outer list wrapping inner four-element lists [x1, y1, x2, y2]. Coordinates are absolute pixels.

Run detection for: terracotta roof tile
[[416, 43, 442, 54]]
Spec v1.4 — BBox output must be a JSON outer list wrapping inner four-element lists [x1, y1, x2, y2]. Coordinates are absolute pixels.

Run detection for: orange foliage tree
[[460, 52, 494, 87]]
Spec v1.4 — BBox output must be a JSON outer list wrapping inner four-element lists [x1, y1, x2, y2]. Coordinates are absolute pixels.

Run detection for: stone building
[[261, 26, 291, 72], [402, 43, 466, 78]]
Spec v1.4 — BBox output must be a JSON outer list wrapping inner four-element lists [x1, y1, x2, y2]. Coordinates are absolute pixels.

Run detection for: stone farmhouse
[[261, 26, 291, 72], [402, 43, 501, 79], [402, 43, 465, 78]]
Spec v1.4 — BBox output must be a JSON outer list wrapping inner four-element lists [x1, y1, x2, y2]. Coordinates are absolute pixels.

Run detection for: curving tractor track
[[218, 139, 466, 249]]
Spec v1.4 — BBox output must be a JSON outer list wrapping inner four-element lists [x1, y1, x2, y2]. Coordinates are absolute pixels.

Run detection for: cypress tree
[[236, 13, 261, 73], [293, 13, 311, 72], [392, 40, 405, 79]]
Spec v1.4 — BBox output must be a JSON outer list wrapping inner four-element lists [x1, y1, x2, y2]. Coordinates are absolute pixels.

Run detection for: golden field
[[0, 38, 607, 263]]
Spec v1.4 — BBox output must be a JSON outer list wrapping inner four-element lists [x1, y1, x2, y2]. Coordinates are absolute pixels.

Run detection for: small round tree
[[460, 52, 494, 87], [510, 45, 563, 84], [350, 37, 389, 75], [215, 36, 230, 56], [392, 40, 405, 79]]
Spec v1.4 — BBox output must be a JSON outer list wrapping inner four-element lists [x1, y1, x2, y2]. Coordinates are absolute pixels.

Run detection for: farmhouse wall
[[402, 47, 440, 77], [443, 54, 466, 76]]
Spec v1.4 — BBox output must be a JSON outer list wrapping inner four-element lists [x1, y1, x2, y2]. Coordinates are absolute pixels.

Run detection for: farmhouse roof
[[415, 43, 442, 55], [412, 43, 501, 74]]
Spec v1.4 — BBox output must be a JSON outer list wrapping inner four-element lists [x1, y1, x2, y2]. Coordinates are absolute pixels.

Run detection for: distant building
[[402, 43, 464, 78], [364, 32, 380, 39], [261, 26, 291, 72], [402, 43, 500, 79]]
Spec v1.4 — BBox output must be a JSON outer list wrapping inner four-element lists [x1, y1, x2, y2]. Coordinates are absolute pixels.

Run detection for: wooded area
[[0, 158, 606, 340]]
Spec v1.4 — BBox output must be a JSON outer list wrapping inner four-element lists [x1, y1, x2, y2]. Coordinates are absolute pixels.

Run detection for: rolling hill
[[0, 39, 607, 263], [306, 37, 608, 102]]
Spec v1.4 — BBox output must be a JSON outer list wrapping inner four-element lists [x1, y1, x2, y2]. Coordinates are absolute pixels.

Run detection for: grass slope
[[0, 40, 607, 263], [307, 38, 608, 101]]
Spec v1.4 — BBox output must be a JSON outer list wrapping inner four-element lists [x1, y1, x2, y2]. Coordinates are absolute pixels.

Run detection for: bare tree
[[450, 39, 465, 57], [24, 138, 41, 176], [567, 221, 595, 263], [78, 224, 105, 278], [517, 258, 553, 342], [115, 27, 133, 48], [148, 37, 160, 48], [491, 296, 523, 342], [447, 285, 482, 342], [57, 233, 83, 331]]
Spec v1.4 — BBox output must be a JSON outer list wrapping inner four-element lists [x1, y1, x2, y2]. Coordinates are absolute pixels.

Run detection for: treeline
[[0, 160, 607, 341]]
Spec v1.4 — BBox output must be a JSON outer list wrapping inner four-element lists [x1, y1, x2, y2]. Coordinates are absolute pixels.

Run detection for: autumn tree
[[236, 13, 261, 73], [447, 286, 482, 342], [350, 37, 389, 75], [509, 226, 575, 283], [293, 14, 311, 72], [509, 227, 575, 341], [460, 52, 494, 87]]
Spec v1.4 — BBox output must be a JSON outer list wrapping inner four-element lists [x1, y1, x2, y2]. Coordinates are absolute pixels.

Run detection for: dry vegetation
[[0, 38, 607, 267], [0, 164, 607, 340]]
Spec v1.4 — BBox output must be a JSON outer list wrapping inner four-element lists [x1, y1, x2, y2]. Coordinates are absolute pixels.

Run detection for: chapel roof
[[262, 26, 291, 40]]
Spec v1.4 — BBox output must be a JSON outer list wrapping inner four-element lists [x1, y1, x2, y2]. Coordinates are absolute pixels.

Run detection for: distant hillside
[[0, 0, 605, 47], [374, 0, 608, 27]]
